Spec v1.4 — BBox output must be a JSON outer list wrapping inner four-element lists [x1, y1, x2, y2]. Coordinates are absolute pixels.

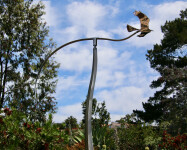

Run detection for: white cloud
[[33, 0, 60, 27], [53, 103, 83, 123], [151, 1, 187, 21], [67, 1, 107, 30], [54, 46, 92, 72], [96, 70, 126, 89], [110, 114, 125, 122], [97, 86, 145, 112], [54, 75, 88, 100], [98, 46, 133, 70], [95, 46, 134, 88]]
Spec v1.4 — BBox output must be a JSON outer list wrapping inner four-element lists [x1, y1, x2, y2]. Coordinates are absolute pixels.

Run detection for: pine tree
[[0, 0, 59, 121], [134, 9, 187, 135]]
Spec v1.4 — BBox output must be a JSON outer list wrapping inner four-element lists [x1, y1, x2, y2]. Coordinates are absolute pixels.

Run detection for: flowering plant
[[0, 107, 78, 149], [159, 130, 187, 150]]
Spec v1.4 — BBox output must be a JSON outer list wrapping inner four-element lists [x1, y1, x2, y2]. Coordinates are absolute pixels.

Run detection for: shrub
[[158, 130, 187, 150], [0, 108, 83, 149]]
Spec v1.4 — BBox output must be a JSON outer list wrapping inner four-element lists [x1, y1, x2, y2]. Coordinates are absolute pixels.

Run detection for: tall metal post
[[85, 38, 97, 150]]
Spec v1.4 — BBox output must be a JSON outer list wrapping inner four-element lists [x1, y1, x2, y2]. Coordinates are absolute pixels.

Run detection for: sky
[[36, 0, 187, 123]]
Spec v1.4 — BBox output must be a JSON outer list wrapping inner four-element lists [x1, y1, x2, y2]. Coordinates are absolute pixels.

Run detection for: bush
[[158, 130, 187, 150], [0, 108, 83, 149], [116, 123, 161, 150]]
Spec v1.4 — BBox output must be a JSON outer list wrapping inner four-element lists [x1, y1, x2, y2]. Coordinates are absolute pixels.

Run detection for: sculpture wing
[[127, 24, 139, 32], [137, 32, 149, 37], [134, 11, 150, 31]]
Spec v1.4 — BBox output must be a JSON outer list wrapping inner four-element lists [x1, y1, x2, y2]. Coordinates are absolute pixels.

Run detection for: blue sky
[[36, 0, 187, 123]]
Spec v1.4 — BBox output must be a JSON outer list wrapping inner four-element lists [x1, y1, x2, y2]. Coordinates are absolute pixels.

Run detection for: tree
[[64, 116, 78, 129], [82, 98, 110, 126], [0, 0, 59, 121], [134, 9, 187, 134]]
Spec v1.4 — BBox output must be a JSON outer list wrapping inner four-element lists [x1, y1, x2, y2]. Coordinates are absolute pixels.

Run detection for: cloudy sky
[[37, 0, 187, 123]]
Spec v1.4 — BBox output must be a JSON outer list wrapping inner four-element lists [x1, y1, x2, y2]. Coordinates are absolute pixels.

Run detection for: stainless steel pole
[[85, 38, 97, 150]]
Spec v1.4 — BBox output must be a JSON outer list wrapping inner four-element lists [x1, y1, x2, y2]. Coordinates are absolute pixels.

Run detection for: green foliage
[[54, 122, 66, 130], [92, 124, 107, 149], [0, 108, 85, 149], [109, 114, 162, 150], [0, 108, 69, 149], [64, 116, 79, 129], [104, 128, 119, 150], [116, 123, 161, 150], [68, 129, 84, 147], [82, 98, 110, 126], [0, 0, 59, 122], [134, 8, 187, 135]]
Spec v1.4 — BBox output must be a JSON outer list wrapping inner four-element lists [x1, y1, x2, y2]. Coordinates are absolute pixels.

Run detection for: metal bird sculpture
[[127, 11, 152, 37]]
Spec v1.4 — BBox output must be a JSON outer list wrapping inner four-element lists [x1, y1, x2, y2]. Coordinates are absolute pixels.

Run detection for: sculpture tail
[[127, 24, 139, 32]]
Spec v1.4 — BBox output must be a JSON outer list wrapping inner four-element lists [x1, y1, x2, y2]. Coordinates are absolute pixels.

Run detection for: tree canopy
[[0, 0, 59, 121], [134, 9, 187, 135]]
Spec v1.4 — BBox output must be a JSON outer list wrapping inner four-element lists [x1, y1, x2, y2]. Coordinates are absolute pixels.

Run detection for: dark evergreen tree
[[0, 0, 59, 121], [134, 9, 187, 135]]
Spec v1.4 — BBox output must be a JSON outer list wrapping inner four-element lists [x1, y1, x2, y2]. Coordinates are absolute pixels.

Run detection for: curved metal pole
[[34, 30, 139, 150], [35, 30, 139, 84], [85, 38, 97, 150], [97, 30, 139, 41]]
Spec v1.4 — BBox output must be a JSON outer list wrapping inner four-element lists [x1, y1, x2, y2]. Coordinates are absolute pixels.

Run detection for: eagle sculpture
[[127, 11, 152, 37]]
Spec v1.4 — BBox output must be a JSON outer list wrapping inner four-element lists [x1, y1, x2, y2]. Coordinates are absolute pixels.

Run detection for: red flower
[[3, 108, 12, 116], [44, 143, 49, 150], [27, 124, 31, 129], [7, 110, 12, 116], [163, 137, 166, 142], [182, 134, 187, 141], [173, 143, 177, 148], [4, 108, 9, 113], [23, 122, 27, 127], [163, 130, 167, 135], [36, 128, 42, 133], [174, 138, 180, 143]]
